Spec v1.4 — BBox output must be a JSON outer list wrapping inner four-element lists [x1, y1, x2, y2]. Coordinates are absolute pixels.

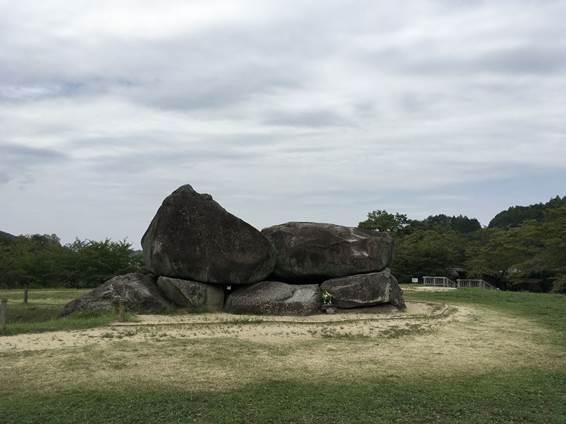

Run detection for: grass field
[[1, 287, 565, 423], [0, 289, 120, 335]]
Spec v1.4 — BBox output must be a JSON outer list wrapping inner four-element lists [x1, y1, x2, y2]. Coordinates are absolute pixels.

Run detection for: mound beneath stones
[[63, 184, 405, 317]]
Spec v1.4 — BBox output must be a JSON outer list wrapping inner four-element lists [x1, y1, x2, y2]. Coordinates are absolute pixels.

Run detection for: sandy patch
[[0, 302, 444, 352], [1, 301, 563, 393], [402, 286, 457, 292]]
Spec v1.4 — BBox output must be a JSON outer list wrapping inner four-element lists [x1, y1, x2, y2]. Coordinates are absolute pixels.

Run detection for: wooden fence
[[0, 299, 7, 333]]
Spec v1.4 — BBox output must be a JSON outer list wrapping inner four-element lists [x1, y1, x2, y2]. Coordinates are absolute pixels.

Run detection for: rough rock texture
[[142, 185, 275, 284], [157, 276, 224, 311], [225, 281, 321, 315], [262, 222, 393, 281], [320, 269, 405, 309], [61, 273, 171, 316]]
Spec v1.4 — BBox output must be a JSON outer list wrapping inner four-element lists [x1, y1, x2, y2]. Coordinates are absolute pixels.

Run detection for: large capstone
[[262, 222, 393, 281], [156, 276, 224, 311], [142, 184, 275, 284], [225, 281, 321, 315], [61, 273, 172, 316], [320, 268, 405, 309]]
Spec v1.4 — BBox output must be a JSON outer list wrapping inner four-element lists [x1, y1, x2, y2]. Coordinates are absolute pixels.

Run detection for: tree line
[[358, 196, 566, 293], [0, 234, 142, 289], [2, 195, 565, 293]]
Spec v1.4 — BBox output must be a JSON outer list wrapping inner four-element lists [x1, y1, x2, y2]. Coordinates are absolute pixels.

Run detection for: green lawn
[[0, 288, 88, 304], [1, 287, 565, 423], [0, 288, 118, 335], [2, 370, 565, 424], [401, 286, 566, 346]]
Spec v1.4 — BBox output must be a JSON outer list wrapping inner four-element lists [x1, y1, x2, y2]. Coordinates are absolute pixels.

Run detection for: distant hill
[[0, 230, 16, 242], [488, 196, 566, 228]]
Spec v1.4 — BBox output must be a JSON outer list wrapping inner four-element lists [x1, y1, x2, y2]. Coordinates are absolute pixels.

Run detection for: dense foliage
[[359, 210, 481, 235], [0, 234, 142, 289], [359, 196, 566, 292], [358, 210, 411, 234], [488, 195, 566, 228]]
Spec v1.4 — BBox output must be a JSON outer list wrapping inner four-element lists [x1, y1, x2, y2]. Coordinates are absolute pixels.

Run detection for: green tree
[[64, 239, 143, 288], [392, 229, 466, 282], [358, 210, 410, 233], [0, 235, 142, 289], [358, 197, 566, 291], [420, 214, 481, 234], [488, 196, 566, 228], [0, 234, 65, 288]]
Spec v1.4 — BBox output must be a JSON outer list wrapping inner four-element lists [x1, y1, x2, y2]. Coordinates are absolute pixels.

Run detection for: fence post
[[117, 300, 126, 322], [24, 286, 29, 304], [0, 299, 7, 333]]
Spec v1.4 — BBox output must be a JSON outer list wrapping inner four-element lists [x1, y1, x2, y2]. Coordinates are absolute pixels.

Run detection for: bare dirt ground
[[1, 301, 563, 393], [402, 286, 457, 292], [0, 302, 444, 352]]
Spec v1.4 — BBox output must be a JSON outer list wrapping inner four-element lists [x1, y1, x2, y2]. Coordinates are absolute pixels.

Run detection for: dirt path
[[402, 286, 457, 292], [0, 302, 445, 352], [1, 301, 563, 393]]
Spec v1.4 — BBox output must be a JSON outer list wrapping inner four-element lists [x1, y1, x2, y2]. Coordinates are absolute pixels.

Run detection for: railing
[[456, 279, 496, 290], [420, 276, 496, 290], [422, 276, 457, 288]]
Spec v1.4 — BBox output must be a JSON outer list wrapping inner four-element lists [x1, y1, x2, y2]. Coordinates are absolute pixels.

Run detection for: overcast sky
[[1, 0, 566, 245]]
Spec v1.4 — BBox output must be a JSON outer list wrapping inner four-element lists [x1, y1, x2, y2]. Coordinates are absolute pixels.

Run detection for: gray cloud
[[0, 0, 565, 243], [262, 109, 352, 128], [480, 45, 566, 75], [0, 143, 66, 165], [0, 171, 11, 184], [368, 43, 566, 76], [0, 143, 67, 185]]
